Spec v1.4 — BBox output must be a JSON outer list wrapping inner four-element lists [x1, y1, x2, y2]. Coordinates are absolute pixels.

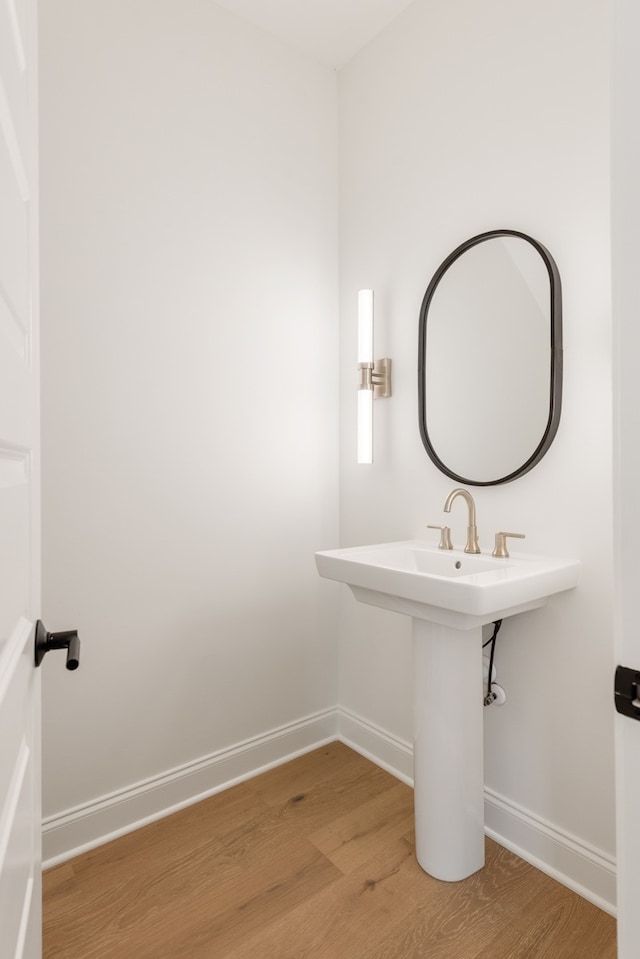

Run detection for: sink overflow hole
[[455, 561, 462, 569]]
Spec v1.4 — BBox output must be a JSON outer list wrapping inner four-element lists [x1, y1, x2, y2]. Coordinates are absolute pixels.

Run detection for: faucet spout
[[443, 488, 481, 554]]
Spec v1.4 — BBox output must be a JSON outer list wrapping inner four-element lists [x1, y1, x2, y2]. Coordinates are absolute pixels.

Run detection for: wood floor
[[43, 742, 616, 959]]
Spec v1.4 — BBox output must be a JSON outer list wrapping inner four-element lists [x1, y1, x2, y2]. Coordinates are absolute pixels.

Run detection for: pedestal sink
[[315, 540, 580, 882]]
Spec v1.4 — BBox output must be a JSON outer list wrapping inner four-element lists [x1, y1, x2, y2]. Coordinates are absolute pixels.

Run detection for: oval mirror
[[418, 230, 562, 485]]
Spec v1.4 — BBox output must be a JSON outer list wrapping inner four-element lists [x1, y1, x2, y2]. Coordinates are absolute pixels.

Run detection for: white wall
[[338, 0, 614, 903], [39, 0, 339, 836]]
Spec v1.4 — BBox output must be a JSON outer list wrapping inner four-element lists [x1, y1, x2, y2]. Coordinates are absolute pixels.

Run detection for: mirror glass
[[418, 230, 562, 486]]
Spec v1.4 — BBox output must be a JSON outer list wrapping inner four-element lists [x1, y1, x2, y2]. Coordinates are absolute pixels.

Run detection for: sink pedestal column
[[412, 620, 484, 882]]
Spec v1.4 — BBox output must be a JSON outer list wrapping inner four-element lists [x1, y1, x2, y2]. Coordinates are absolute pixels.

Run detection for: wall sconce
[[357, 289, 392, 464]]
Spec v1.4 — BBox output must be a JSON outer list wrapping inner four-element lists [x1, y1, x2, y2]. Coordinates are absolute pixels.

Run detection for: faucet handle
[[427, 524, 453, 550], [492, 531, 525, 558]]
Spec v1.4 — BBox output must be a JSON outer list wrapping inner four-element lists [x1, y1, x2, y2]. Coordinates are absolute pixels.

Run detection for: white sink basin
[[315, 540, 580, 629]]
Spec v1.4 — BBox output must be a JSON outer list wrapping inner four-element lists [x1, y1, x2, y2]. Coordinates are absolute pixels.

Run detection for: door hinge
[[614, 665, 640, 719]]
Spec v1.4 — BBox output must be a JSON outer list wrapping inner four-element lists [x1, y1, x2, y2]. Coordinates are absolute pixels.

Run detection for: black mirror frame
[[418, 229, 563, 486]]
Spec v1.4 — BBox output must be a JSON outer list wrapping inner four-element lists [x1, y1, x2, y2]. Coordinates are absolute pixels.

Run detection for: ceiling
[[214, 0, 416, 69]]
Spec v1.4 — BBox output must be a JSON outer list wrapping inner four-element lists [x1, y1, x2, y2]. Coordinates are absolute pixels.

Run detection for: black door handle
[[35, 620, 80, 670]]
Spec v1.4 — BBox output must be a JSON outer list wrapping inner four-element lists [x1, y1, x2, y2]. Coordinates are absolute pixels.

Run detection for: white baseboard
[[43, 704, 618, 917], [484, 788, 617, 916], [336, 706, 414, 785], [336, 706, 617, 916], [42, 708, 338, 868]]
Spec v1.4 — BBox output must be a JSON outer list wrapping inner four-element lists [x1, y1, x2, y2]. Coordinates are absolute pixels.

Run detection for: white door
[[0, 0, 42, 956], [613, 2, 640, 957]]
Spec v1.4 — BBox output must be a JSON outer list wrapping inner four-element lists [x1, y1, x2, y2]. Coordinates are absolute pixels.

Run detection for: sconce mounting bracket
[[360, 357, 392, 398]]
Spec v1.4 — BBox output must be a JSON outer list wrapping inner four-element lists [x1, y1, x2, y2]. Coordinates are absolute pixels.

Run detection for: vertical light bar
[[357, 290, 374, 464]]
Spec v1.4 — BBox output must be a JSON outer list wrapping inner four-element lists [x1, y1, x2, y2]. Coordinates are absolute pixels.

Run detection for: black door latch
[[614, 665, 640, 719], [34, 620, 80, 670]]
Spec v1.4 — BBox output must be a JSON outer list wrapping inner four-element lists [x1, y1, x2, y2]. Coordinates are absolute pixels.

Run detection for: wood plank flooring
[[42, 742, 616, 959]]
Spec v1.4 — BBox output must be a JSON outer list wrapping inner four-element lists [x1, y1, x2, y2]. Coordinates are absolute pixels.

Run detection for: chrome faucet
[[443, 488, 481, 554]]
